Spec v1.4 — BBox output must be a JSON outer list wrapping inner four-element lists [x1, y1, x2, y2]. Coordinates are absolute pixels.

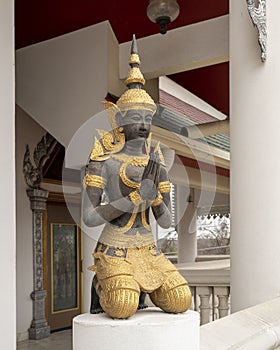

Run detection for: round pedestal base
[[73, 307, 199, 350]]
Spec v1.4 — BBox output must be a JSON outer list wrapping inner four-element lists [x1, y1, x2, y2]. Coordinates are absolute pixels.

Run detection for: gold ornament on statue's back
[[83, 34, 192, 319]]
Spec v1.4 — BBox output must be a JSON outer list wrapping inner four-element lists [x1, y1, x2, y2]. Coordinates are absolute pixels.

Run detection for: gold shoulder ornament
[[89, 102, 125, 162], [83, 174, 107, 189], [90, 136, 110, 161]]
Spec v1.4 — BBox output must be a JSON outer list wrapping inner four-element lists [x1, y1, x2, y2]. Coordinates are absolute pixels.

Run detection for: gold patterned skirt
[[88, 225, 192, 318], [90, 242, 178, 293]]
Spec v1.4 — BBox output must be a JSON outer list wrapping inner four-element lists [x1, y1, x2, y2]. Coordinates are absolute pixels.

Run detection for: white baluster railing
[[176, 258, 230, 325]]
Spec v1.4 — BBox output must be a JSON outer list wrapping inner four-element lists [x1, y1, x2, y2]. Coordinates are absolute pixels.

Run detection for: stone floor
[[17, 330, 72, 350]]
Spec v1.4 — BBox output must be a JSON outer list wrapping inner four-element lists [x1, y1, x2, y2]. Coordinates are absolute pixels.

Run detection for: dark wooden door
[[45, 202, 82, 331]]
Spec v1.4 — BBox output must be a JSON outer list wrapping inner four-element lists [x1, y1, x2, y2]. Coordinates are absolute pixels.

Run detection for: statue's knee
[[99, 276, 140, 319], [150, 272, 192, 313]]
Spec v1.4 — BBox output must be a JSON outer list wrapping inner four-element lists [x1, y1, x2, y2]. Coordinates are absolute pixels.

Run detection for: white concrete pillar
[[177, 188, 197, 263], [0, 0, 15, 348], [230, 0, 280, 312]]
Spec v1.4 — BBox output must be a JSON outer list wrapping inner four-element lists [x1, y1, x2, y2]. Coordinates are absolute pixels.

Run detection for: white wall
[[231, 0, 280, 311], [0, 0, 16, 348], [16, 21, 121, 147], [16, 106, 46, 341]]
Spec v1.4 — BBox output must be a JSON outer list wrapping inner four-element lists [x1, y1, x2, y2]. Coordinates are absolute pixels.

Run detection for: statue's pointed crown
[[114, 35, 157, 114]]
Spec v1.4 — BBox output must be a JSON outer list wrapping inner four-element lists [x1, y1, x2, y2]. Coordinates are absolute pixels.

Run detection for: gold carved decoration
[[151, 192, 163, 207], [129, 53, 141, 65], [125, 67, 145, 86], [83, 174, 107, 189], [112, 153, 149, 166], [158, 181, 171, 194], [129, 190, 144, 205], [116, 89, 157, 114], [90, 137, 108, 161], [97, 225, 153, 249]]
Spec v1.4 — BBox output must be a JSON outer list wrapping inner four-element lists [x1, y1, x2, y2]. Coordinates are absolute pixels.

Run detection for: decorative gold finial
[[125, 68, 145, 86], [116, 35, 157, 114], [125, 34, 145, 86]]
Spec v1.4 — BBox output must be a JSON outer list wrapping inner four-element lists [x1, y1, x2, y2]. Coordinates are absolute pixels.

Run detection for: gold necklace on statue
[[112, 153, 149, 190], [112, 153, 149, 166], [111, 153, 152, 232], [119, 163, 141, 189]]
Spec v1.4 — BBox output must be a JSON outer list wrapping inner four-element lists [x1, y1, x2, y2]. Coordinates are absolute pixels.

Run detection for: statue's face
[[120, 109, 153, 141]]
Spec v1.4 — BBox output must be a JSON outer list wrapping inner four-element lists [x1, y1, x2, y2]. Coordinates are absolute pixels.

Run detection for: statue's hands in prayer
[[139, 152, 160, 201]]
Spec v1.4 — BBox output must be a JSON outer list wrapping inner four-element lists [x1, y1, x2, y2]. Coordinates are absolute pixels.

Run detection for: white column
[[230, 0, 280, 312], [177, 188, 197, 263], [0, 0, 15, 348]]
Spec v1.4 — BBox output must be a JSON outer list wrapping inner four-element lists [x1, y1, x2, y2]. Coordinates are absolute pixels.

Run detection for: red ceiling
[[15, 0, 229, 116], [168, 62, 229, 116], [15, 0, 229, 49]]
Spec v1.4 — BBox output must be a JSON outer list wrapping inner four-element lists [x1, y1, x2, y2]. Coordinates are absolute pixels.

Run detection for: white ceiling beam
[[169, 163, 229, 195], [151, 125, 230, 170], [119, 15, 229, 80]]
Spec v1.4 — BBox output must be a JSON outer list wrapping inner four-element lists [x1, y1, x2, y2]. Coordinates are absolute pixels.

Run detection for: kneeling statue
[[83, 36, 192, 319]]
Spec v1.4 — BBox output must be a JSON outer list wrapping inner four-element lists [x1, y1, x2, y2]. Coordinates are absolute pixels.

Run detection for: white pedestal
[[73, 307, 200, 350]]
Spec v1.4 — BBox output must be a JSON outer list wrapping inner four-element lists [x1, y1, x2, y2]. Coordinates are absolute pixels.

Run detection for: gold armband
[[83, 174, 107, 189], [158, 181, 171, 194], [129, 190, 144, 205], [151, 192, 163, 207]]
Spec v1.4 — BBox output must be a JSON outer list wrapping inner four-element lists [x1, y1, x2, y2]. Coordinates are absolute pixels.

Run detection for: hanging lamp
[[147, 0, 180, 34]]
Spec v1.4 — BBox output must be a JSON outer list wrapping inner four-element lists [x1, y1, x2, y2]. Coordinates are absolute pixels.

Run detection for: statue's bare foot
[[90, 305, 104, 314], [138, 303, 148, 310], [138, 292, 148, 310], [90, 276, 104, 314], [90, 296, 104, 314]]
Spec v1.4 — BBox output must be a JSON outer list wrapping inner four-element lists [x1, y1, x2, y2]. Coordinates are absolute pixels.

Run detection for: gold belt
[[98, 224, 154, 249]]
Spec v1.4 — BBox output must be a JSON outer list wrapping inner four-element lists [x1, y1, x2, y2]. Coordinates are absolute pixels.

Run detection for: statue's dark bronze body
[[83, 36, 191, 319]]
